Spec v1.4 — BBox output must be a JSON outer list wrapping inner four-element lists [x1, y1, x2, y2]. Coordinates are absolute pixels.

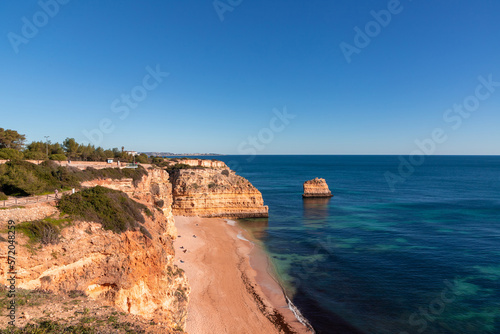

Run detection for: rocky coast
[[0, 159, 308, 333]]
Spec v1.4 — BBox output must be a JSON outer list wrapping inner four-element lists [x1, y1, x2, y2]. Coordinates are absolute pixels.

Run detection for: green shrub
[[165, 163, 206, 172], [143, 207, 153, 217], [0, 161, 147, 197], [221, 169, 229, 176], [49, 153, 67, 161], [0, 320, 97, 333], [17, 218, 69, 245], [140, 226, 153, 240], [0, 191, 7, 200], [58, 186, 146, 234], [80, 166, 147, 186], [0, 148, 24, 160], [23, 150, 46, 160]]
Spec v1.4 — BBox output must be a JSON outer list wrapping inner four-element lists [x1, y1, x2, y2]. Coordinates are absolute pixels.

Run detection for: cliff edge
[[0, 168, 189, 332], [170, 167, 269, 218]]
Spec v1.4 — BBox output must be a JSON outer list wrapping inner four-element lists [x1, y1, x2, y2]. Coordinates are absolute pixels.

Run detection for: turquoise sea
[[209, 155, 500, 334]]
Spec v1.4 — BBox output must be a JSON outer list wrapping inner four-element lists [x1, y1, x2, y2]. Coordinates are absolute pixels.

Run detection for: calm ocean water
[[199, 155, 500, 333]]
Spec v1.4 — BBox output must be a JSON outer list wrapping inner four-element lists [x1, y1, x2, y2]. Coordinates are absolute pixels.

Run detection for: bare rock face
[[170, 168, 269, 218], [82, 168, 177, 237], [1, 169, 190, 331], [166, 159, 227, 168], [303, 178, 333, 198]]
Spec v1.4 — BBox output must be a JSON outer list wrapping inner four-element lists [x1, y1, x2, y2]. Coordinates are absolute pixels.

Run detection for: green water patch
[[473, 265, 500, 280], [443, 306, 500, 333], [436, 229, 455, 233], [407, 245, 439, 250], [268, 252, 326, 296], [302, 218, 330, 229], [340, 237, 362, 244], [371, 244, 402, 251], [395, 238, 408, 243], [451, 278, 481, 296]]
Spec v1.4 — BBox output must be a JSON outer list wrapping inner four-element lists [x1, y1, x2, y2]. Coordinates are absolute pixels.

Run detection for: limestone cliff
[[81, 168, 177, 237], [166, 159, 227, 168], [303, 178, 333, 198], [0, 168, 189, 331], [170, 167, 269, 218]]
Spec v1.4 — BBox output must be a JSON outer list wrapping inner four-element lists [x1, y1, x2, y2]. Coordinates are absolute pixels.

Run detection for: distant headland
[[142, 152, 223, 157]]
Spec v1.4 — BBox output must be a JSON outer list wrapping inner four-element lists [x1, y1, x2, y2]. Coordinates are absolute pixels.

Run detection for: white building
[[124, 151, 138, 156]]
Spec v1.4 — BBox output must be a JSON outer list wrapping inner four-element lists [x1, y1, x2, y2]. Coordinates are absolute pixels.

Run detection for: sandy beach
[[174, 216, 312, 334]]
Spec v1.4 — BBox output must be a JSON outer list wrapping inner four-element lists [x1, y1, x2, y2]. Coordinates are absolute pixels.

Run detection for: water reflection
[[237, 218, 269, 241], [303, 197, 331, 220]]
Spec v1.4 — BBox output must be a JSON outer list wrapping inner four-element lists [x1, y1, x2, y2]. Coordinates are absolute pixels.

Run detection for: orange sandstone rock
[[303, 178, 333, 198], [170, 168, 269, 218], [0, 169, 189, 331]]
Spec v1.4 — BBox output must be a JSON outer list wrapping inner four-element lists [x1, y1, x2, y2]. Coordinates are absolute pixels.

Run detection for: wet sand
[[174, 216, 312, 334]]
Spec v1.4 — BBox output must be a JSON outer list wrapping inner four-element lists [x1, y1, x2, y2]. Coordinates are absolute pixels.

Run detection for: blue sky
[[1, 0, 499, 154]]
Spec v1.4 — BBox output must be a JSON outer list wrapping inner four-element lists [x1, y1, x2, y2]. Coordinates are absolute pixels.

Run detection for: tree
[[112, 148, 121, 158], [25, 141, 45, 153], [0, 128, 26, 150], [50, 143, 65, 155], [62, 138, 80, 160], [24, 151, 46, 160], [0, 148, 24, 160], [49, 154, 67, 161], [135, 153, 149, 164], [79, 144, 94, 161], [103, 149, 114, 159]]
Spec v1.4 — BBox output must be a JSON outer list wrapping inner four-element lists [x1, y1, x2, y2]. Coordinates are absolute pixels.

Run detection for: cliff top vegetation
[[0, 160, 147, 198], [58, 186, 149, 235]]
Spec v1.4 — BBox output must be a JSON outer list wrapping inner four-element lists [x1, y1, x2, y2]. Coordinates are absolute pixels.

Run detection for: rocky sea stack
[[303, 178, 333, 198]]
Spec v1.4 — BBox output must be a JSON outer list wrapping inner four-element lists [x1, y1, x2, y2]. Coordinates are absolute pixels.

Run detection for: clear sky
[[1, 0, 499, 154]]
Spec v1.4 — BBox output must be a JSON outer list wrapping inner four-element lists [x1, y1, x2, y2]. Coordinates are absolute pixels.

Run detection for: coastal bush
[[165, 163, 207, 173], [165, 163, 191, 172], [221, 170, 229, 176], [0, 160, 147, 197], [0, 191, 7, 200], [49, 153, 67, 161], [80, 166, 147, 186], [23, 150, 46, 160], [0, 148, 24, 160], [140, 225, 153, 240], [17, 218, 70, 245], [57, 186, 147, 234], [0, 321, 97, 334], [144, 207, 153, 217]]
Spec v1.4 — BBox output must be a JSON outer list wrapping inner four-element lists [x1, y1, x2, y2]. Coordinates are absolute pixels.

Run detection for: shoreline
[[241, 222, 315, 333], [173, 216, 313, 334]]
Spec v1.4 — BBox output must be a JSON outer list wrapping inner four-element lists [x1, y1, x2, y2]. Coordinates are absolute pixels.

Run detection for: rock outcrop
[[170, 167, 269, 218], [167, 159, 227, 168], [81, 168, 177, 237], [0, 161, 270, 331], [303, 178, 333, 198], [0, 168, 189, 331], [0, 202, 57, 223]]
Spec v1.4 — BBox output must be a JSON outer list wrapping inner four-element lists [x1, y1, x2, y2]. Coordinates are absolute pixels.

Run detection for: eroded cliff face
[[303, 178, 333, 198], [170, 168, 269, 218], [0, 168, 189, 331], [166, 159, 227, 168], [81, 168, 177, 237]]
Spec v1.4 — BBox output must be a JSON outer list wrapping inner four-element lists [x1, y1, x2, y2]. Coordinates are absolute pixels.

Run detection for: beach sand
[[174, 216, 312, 334]]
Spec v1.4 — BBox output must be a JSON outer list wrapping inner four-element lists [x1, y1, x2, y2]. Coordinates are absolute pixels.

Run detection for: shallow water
[[203, 155, 500, 333]]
